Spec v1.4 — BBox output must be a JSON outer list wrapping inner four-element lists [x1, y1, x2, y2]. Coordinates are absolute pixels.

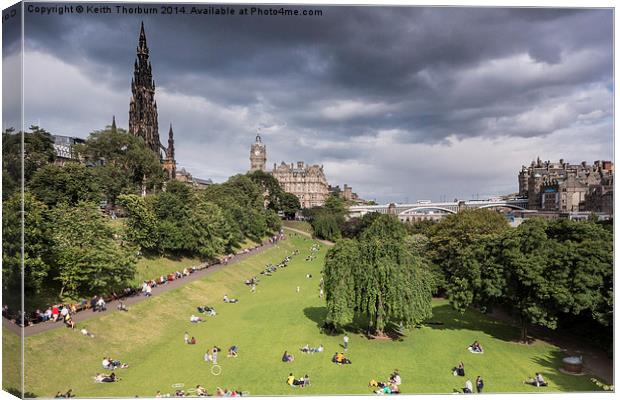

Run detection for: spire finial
[[111, 115, 117, 132], [256, 127, 262, 143]]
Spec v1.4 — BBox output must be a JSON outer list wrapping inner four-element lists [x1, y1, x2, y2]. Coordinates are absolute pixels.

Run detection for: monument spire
[[128, 22, 160, 156]]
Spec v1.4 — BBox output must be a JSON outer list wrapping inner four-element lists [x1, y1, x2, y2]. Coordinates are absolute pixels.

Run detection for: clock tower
[[250, 132, 267, 172]]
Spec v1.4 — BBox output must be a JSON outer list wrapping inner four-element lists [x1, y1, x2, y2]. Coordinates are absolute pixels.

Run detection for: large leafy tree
[[76, 127, 164, 204], [49, 202, 137, 299], [29, 163, 102, 207], [2, 126, 56, 199], [446, 218, 613, 343], [118, 194, 160, 252], [280, 192, 301, 219], [427, 208, 509, 291], [2, 192, 51, 305], [323, 214, 433, 336]]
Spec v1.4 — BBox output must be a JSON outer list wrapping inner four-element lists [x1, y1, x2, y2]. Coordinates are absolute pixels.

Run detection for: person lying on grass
[[95, 372, 119, 383], [468, 341, 484, 353], [300, 344, 324, 353], [223, 295, 238, 303], [190, 314, 204, 323], [196, 385, 208, 396], [390, 370, 402, 386], [332, 352, 352, 365], [524, 373, 548, 387], [282, 351, 294, 362], [228, 345, 238, 357]]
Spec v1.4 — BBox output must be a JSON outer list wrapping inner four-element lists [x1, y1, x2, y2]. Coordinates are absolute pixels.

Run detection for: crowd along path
[[4, 236, 286, 337]]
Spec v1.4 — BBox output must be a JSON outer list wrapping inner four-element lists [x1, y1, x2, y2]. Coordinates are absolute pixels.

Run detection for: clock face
[[254, 150, 261, 156]]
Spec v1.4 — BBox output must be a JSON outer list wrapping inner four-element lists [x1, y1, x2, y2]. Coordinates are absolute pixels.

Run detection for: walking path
[[283, 226, 334, 246], [3, 238, 279, 337]]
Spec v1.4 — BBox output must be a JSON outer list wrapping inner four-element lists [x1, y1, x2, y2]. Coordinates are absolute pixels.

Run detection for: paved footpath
[[3, 238, 281, 337]]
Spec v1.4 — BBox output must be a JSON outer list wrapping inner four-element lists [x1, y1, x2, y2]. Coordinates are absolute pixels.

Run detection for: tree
[[427, 209, 509, 291], [2, 192, 51, 304], [323, 214, 433, 336], [49, 202, 137, 299], [445, 217, 613, 343], [311, 210, 341, 241], [118, 194, 160, 252], [29, 163, 102, 207], [76, 127, 164, 203], [2, 126, 56, 199], [280, 192, 301, 219], [247, 170, 284, 211]]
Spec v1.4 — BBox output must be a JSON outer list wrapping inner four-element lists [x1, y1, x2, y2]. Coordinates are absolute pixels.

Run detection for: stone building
[[272, 161, 330, 208], [248, 133, 330, 208], [518, 158, 613, 214], [128, 22, 176, 179]]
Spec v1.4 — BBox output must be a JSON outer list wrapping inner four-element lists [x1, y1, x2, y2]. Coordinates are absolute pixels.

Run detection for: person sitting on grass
[[524, 372, 548, 387], [286, 373, 295, 386], [189, 336, 197, 345], [332, 352, 352, 365], [228, 345, 238, 357], [389, 383, 400, 394], [64, 313, 75, 330], [190, 314, 204, 323], [463, 379, 473, 393], [390, 370, 402, 385], [117, 302, 128, 312], [223, 295, 238, 303], [452, 361, 465, 376], [468, 341, 483, 353], [282, 351, 294, 362], [196, 385, 208, 396]]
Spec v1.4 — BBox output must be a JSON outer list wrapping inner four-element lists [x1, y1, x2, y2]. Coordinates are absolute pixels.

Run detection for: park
[[3, 227, 607, 397]]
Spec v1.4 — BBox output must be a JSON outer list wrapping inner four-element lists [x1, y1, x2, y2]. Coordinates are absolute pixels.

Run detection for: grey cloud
[[10, 4, 614, 202]]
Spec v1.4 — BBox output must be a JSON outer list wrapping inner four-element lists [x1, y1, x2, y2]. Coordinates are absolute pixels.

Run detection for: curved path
[[3, 238, 280, 337]]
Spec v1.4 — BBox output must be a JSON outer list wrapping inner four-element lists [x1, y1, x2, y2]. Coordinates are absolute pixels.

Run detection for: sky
[[2, 3, 613, 203]]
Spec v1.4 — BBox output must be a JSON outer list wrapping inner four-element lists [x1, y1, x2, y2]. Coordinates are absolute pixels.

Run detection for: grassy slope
[[2, 328, 21, 395], [23, 235, 600, 397], [282, 220, 313, 235]]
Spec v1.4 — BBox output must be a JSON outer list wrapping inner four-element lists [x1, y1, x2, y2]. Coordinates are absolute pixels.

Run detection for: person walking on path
[[343, 334, 349, 351]]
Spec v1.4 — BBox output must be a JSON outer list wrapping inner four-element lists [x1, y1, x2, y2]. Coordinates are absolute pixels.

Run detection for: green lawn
[[282, 220, 313, 235], [21, 235, 602, 397], [2, 328, 21, 396]]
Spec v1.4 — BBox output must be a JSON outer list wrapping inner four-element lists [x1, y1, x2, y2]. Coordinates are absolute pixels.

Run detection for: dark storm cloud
[[14, 3, 613, 202]]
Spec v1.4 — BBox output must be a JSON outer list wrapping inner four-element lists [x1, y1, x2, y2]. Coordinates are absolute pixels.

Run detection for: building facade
[[518, 158, 613, 214], [248, 133, 330, 208], [272, 161, 330, 209]]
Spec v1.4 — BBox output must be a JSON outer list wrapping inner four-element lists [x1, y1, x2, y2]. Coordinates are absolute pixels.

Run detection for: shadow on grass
[[530, 349, 603, 392], [303, 306, 405, 341], [5, 387, 38, 398], [424, 303, 520, 343]]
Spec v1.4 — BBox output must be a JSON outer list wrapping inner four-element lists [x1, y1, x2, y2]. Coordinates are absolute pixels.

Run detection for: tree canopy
[[323, 214, 433, 335]]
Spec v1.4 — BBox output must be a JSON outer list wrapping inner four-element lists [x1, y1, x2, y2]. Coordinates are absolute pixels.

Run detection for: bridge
[[348, 198, 529, 222]]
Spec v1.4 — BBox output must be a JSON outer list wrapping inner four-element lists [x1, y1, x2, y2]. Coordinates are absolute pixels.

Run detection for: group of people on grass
[[286, 373, 311, 388], [452, 343, 485, 394], [369, 370, 402, 394], [196, 305, 217, 316], [184, 332, 197, 345], [300, 344, 324, 353], [102, 356, 129, 370], [202, 345, 238, 363], [53, 389, 74, 398], [156, 386, 243, 397]]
